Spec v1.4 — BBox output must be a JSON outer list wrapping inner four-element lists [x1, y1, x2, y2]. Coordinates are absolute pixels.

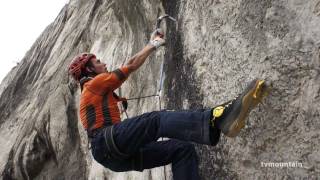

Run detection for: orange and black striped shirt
[[79, 67, 129, 132]]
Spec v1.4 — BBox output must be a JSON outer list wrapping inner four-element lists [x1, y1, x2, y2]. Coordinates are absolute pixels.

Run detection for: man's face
[[88, 57, 107, 74]]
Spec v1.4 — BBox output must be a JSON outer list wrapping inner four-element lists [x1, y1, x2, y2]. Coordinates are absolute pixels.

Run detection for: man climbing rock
[[68, 29, 269, 180]]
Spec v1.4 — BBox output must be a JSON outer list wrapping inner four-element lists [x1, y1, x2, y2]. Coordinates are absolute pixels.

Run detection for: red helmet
[[68, 53, 96, 81]]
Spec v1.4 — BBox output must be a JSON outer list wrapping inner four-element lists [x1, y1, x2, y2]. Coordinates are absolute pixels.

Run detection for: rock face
[[0, 0, 319, 179]]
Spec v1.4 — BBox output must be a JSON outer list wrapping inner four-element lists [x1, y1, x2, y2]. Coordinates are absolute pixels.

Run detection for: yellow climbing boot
[[210, 79, 270, 137]]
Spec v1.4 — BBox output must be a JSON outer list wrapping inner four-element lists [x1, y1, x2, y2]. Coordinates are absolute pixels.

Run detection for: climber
[[68, 29, 269, 180]]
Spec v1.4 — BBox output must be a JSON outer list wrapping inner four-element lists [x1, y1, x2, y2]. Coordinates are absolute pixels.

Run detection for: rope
[[126, 94, 159, 101]]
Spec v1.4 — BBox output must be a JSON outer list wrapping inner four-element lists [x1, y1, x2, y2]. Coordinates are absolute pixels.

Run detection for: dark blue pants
[[91, 109, 221, 180]]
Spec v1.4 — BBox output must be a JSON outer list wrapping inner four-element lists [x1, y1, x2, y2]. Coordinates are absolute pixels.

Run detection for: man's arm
[[125, 30, 165, 73], [91, 32, 164, 93], [125, 44, 155, 73]]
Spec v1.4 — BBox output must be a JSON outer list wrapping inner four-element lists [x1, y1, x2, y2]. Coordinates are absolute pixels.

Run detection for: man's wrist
[[149, 39, 162, 49], [146, 43, 156, 51]]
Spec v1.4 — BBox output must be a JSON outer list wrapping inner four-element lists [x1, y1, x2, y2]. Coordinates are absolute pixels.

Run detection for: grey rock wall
[[0, 0, 319, 179]]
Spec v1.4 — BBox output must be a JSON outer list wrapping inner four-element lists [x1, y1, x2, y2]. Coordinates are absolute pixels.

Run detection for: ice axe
[[154, 14, 177, 110]]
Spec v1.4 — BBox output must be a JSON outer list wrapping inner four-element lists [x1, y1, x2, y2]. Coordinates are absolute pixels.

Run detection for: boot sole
[[224, 79, 270, 137]]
